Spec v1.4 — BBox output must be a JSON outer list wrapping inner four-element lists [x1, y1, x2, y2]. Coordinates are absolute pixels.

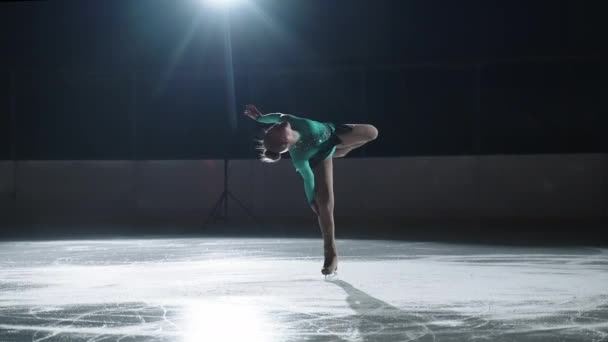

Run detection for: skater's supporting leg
[[311, 157, 338, 275]]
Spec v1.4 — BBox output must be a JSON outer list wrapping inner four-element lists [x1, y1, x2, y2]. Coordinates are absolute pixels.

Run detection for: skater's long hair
[[254, 138, 281, 163], [253, 129, 281, 163], [253, 122, 289, 163]]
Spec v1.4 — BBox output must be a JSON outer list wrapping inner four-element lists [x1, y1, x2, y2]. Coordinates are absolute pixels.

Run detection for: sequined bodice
[[290, 122, 333, 155]]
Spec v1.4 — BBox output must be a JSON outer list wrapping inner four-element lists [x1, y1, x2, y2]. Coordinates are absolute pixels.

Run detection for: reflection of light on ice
[[184, 299, 274, 342], [1, 239, 607, 341]]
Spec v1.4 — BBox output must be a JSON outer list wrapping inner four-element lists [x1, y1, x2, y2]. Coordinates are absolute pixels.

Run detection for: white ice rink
[[0, 238, 607, 341]]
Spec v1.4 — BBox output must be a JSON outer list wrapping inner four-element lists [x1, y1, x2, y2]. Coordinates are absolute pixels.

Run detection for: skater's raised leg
[[311, 157, 338, 275], [333, 124, 378, 158]]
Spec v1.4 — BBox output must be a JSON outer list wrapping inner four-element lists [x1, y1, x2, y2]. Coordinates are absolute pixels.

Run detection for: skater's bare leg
[[333, 124, 378, 158], [311, 157, 338, 275], [333, 141, 366, 158]]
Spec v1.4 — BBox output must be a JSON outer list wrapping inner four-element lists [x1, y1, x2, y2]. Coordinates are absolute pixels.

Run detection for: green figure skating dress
[[256, 113, 352, 206]]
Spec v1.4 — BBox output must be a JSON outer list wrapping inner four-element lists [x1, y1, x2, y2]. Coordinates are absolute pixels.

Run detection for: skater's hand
[[310, 200, 319, 216], [243, 104, 262, 120]]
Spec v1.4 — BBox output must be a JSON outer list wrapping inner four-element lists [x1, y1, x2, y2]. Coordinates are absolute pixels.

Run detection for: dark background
[[0, 0, 606, 161]]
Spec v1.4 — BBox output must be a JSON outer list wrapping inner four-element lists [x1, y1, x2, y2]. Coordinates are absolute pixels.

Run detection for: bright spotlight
[[203, 0, 242, 8]]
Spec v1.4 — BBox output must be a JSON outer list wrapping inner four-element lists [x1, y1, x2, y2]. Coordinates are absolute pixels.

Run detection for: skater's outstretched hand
[[243, 104, 262, 120]]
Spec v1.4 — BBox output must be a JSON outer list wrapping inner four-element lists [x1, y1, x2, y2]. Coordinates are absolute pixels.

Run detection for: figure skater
[[243, 104, 378, 276]]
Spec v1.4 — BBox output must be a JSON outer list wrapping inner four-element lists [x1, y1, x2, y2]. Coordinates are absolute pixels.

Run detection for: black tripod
[[205, 8, 261, 226], [205, 159, 261, 225]]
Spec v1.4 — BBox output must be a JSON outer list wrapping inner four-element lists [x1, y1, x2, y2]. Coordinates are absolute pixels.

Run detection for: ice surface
[[0, 238, 607, 341]]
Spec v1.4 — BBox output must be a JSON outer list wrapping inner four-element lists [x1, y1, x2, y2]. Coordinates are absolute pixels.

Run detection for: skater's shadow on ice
[[315, 279, 433, 341]]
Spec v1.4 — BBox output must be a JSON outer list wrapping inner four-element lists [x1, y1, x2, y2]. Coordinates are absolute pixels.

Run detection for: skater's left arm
[[293, 160, 316, 207]]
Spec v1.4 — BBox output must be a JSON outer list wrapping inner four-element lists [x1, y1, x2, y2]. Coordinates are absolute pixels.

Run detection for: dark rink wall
[[1, 154, 606, 239]]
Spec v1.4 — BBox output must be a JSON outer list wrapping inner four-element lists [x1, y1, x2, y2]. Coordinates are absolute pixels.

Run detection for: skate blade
[[324, 271, 338, 281]]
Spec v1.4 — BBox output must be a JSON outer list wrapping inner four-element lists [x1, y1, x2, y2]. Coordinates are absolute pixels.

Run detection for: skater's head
[[255, 121, 295, 163]]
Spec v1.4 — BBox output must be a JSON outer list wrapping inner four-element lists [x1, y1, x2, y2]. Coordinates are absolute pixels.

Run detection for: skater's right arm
[[256, 113, 288, 124], [243, 104, 299, 124]]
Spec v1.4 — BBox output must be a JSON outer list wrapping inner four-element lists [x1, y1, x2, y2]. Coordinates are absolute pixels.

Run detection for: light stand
[[205, 159, 261, 225], [205, 5, 261, 226]]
